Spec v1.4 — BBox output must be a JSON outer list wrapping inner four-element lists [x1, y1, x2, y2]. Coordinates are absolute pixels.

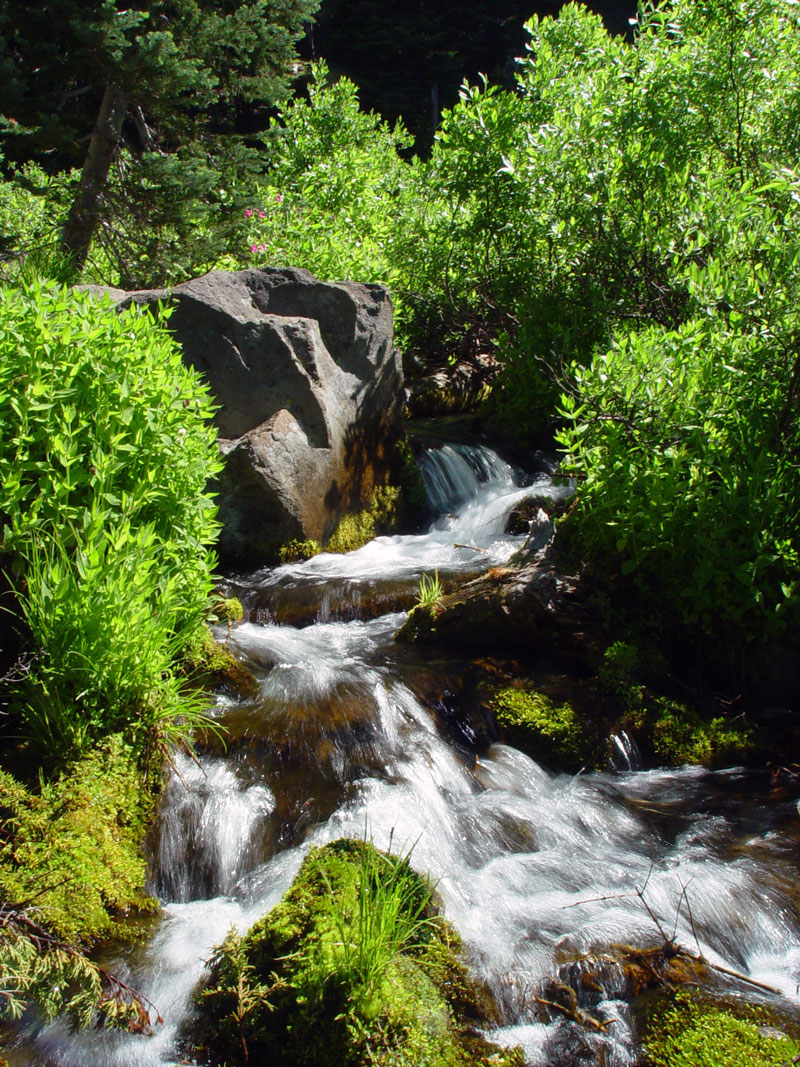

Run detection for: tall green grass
[[321, 836, 435, 1014]]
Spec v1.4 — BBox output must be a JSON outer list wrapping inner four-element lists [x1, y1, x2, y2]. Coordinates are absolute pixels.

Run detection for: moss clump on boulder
[[488, 686, 598, 772], [646, 699, 753, 767], [643, 989, 800, 1067], [0, 736, 157, 944], [194, 839, 522, 1067], [278, 539, 322, 563], [182, 625, 256, 697], [325, 484, 403, 554], [600, 642, 754, 768], [395, 603, 439, 644]]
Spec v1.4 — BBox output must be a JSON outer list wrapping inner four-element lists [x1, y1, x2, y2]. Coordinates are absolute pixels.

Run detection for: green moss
[[195, 839, 522, 1067], [326, 511, 377, 554], [395, 603, 438, 644], [182, 625, 256, 696], [211, 596, 244, 624], [278, 539, 322, 564], [648, 699, 753, 767], [0, 736, 157, 944], [326, 483, 404, 555], [489, 686, 598, 772], [598, 641, 753, 768], [643, 990, 800, 1067]]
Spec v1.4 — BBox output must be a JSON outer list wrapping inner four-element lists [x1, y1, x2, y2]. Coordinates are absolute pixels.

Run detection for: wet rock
[[395, 535, 601, 669], [85, 268, 404, 564], [405, 352, 501, 417]]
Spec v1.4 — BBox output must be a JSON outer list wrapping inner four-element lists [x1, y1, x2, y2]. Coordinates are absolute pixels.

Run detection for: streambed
[[20, 440, 800, 1066]]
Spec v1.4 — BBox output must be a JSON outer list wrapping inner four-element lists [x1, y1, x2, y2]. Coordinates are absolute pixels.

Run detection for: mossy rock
[[325, 484, 404, 555], [278, 539, 322, 563], [182, 625, 257, 698], [487, 686, 600, 773], [194, 839, 522, 1067], [326, 510, 377, 554], [642, 988, 800, 1067], [0, 736, 158, 944], [395, 603, 439, 644], [599, 641, 755, 769], [646, 698, 754, 767]]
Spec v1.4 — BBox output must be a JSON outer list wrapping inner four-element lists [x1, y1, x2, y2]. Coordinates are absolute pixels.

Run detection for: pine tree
[[0, 0, 319, 274]]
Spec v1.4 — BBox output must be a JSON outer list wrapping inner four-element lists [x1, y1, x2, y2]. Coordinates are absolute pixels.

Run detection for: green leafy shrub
[[0, 279, 222, 757], [237, 62, 412, 296], [197, 839, 521, 1067]]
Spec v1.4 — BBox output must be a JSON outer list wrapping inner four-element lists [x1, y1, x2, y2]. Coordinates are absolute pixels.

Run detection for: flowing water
[[20, 441, 800, 1066]]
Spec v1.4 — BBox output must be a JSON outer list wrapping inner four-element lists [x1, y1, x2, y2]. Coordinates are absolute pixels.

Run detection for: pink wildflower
[[244, 208, 253, 218], [259, 210, 266, 218], [260, 243, 267, 252], [275, 194, 283, 203], [250, 243, 259, 253]]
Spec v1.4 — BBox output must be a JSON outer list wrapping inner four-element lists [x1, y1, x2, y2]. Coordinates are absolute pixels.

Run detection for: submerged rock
[[85, 268, 404, 564], [193, 839, 523, 1067]]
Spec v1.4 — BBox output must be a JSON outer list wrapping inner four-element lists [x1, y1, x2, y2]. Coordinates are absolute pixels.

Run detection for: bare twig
[[532, 995, 609, 1032]]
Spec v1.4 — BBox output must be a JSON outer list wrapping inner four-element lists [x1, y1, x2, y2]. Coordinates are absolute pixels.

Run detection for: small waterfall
[[155, 754, 275, 902], [610, 729, 644, 772], [29, 440, 800, 1067], [418, 443, 517, 513]]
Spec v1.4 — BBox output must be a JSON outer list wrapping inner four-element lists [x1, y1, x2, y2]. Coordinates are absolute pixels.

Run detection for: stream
[[21, 439, 800, 1066]]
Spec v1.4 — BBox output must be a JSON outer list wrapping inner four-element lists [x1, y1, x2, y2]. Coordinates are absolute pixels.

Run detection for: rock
[[405, 352, 501, 417], [84, 268, 404, 563], [193, 839, 523, 1067], [396, 534, 601, 669]]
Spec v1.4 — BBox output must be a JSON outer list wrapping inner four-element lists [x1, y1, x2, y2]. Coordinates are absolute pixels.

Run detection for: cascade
[[24, 442, 800, 1067]]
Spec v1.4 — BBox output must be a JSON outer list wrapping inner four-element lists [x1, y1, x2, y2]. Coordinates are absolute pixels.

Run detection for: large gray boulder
[[91, 268, 404, 562]]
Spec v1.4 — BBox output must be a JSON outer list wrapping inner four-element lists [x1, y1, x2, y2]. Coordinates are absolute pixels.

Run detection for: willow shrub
[[0, 280, 222, 757], [558, 171, 800, 661]]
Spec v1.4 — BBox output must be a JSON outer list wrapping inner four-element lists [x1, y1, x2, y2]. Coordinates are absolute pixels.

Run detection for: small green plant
[[416, 571, 443, 609], [320, 835, 435, 1016], [202, 927, 284, 1064]]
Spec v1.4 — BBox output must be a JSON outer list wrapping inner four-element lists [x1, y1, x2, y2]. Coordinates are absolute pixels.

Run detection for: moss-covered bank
[[642, 989, 800, 1067], [0, 736, 157, 945], [194, 839, 522, 1067]]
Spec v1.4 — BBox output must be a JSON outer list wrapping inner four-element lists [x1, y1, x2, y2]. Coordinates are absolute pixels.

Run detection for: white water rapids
[[21, 442, 800, 1067]]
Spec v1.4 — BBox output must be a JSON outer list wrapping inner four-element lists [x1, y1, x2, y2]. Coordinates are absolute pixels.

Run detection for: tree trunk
[[60, 82, 127, 275]]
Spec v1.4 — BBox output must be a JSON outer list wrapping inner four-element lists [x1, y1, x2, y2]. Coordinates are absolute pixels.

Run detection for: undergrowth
[[196, 838, 521, 1067]]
